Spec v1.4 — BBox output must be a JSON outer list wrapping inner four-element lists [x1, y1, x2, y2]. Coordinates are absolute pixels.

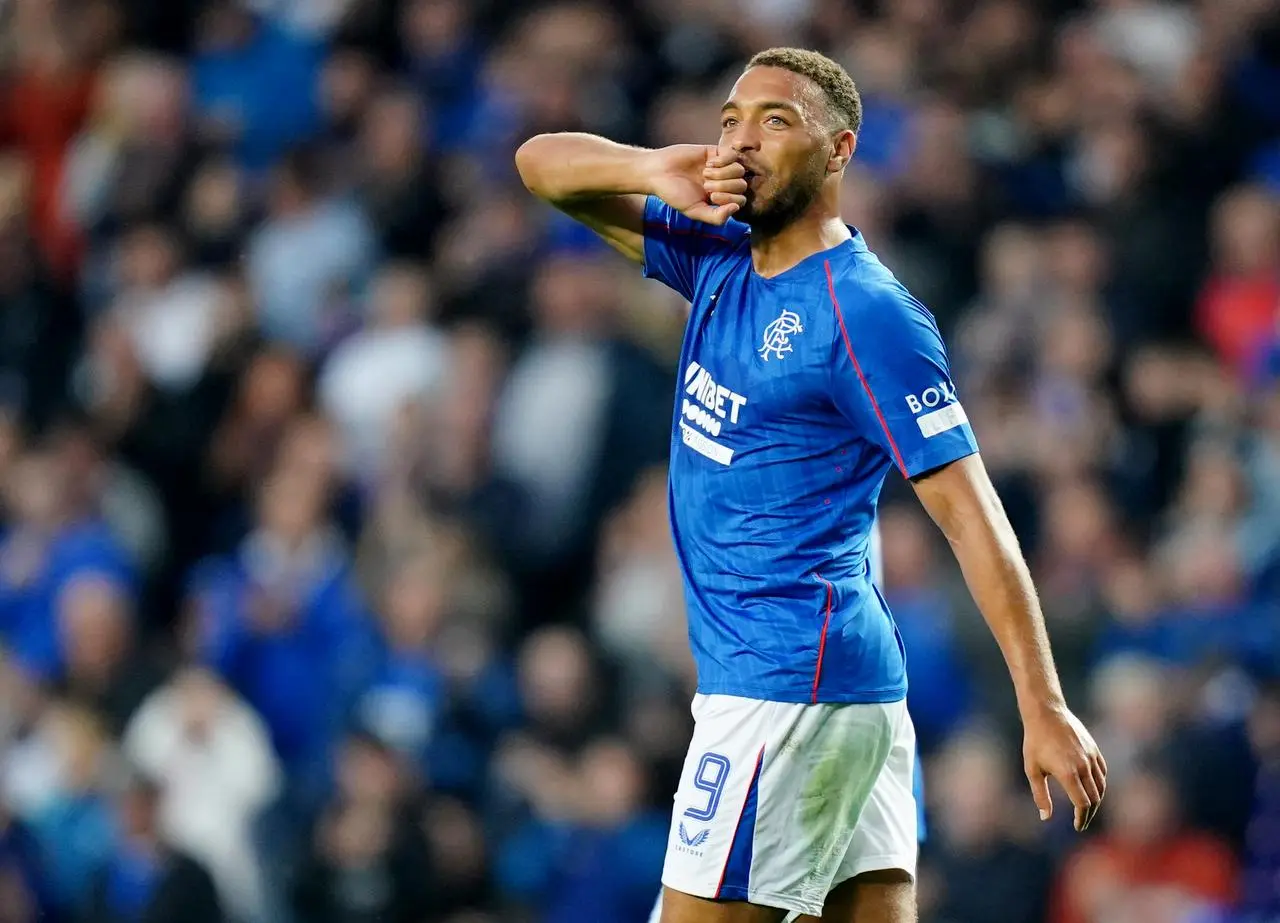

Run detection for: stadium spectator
[[1049, 756, 1240, 923], [920, 730, 1054, 923], [246, 145, 376, 354], [80, 770, 224, 923], [123, 667, 281, 923], [292, 729, 432, 923], [317, 260, 449, 478], [190, 466, 379, 801], [25, 702, 116, 918]]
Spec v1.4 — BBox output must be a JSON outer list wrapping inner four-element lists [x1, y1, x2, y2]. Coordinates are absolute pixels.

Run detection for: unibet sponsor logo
[[682, 362, 748, 437], [679, 361, 747, 465]]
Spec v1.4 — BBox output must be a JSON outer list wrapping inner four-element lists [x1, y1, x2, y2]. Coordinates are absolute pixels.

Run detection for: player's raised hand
[[703, 149, 748, 214], [1023, 702, 1107, 832], [645, 144, 741, 225]]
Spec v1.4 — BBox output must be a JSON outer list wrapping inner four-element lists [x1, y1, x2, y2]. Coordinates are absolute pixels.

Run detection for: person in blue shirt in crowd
[[189, 471, 380, 808], [517, 46, 1105, 923], [0, 448, 135, 682], [191, 0, 323, 173]]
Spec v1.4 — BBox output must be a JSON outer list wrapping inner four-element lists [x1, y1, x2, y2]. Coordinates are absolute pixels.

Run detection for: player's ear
[[827, 129, 856, 174]]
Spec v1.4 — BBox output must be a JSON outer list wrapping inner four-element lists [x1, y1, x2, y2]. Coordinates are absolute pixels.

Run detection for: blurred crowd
[[0, 0, 1278, 922]]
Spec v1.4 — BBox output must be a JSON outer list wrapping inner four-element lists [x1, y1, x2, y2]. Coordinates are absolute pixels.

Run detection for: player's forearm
[[947, 520, 1067, 717], [515, 132, 657, 204], [915, 459, 1068, 716]]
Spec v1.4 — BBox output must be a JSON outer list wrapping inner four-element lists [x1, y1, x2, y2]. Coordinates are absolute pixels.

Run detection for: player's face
[[719, 67, 834, 233]]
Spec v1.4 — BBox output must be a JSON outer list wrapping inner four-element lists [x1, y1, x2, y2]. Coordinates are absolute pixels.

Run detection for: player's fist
[[645, 144, 741, 225], [703, 152, 748, 212], [1022, 702, 1106, 832]]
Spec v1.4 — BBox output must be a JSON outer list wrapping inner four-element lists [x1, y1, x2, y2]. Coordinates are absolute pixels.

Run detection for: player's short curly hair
[[746, 47, 862, 135]]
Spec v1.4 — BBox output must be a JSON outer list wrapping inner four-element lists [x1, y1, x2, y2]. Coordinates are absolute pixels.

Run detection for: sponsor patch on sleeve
[[916, 402, 968, 437]]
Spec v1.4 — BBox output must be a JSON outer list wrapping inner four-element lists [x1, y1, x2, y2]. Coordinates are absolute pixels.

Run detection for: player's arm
[[828, 279, 1105, 832], [514, 133, 744, 262], [910, 455, 1107, 832]]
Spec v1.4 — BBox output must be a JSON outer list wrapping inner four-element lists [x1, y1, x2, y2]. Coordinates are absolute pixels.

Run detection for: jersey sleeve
[[830, 277, 979, 478], [641, 196, 740, 301]]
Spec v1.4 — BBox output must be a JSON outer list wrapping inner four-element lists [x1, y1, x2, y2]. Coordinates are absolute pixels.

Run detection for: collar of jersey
[[743, 225, 868, 282]]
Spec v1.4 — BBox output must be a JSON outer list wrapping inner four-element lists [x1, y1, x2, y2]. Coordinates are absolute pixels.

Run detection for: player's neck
[[749, 205, 851, 279]]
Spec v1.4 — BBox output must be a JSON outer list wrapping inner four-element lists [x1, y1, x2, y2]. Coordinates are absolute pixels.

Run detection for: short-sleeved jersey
[[642, 196, 979, 703]]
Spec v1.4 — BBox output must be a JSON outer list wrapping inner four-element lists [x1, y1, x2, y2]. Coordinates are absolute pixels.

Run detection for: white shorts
[[659, 694, 918, 918]]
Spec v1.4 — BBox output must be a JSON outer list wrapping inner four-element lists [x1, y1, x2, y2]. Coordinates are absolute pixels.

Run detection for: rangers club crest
[[759, 309, 804, 361]]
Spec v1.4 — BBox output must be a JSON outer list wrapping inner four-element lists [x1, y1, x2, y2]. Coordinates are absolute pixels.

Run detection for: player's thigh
[[658, 886, 788, 923], [662, 695, 899, 918], [791, 701, 919, 923], [827, 701, 920, 888], [792, 869, 916, 923], [659, 695, 781, 911]]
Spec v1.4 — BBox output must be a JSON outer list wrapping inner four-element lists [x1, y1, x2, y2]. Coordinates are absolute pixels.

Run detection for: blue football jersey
[[642, 196, 978, 704]]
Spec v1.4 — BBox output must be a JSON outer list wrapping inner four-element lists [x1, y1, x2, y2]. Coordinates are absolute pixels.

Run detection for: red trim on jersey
[[715, 743, 766, 897], [812, 575, 834, 703], [824, 260, 909, 477]]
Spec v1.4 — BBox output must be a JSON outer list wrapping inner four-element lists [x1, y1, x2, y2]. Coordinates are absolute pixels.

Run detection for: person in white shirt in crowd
[[124, 667, 282, 923]]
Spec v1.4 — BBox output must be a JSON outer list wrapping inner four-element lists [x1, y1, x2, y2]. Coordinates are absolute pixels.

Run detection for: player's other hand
[[1022, 701, 1106, 832], [645, 145, 746, 225]]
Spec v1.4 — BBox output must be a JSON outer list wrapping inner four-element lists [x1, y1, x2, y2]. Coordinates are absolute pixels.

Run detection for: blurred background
[[0, 0, 1278, 921]]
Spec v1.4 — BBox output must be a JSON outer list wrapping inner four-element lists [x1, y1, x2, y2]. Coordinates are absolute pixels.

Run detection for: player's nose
[[728, 125, 760, 154]]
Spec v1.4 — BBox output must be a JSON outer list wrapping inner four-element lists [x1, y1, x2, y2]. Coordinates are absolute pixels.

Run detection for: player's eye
[[721, 117, 738, 129], [766, 115, 789, 127]]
